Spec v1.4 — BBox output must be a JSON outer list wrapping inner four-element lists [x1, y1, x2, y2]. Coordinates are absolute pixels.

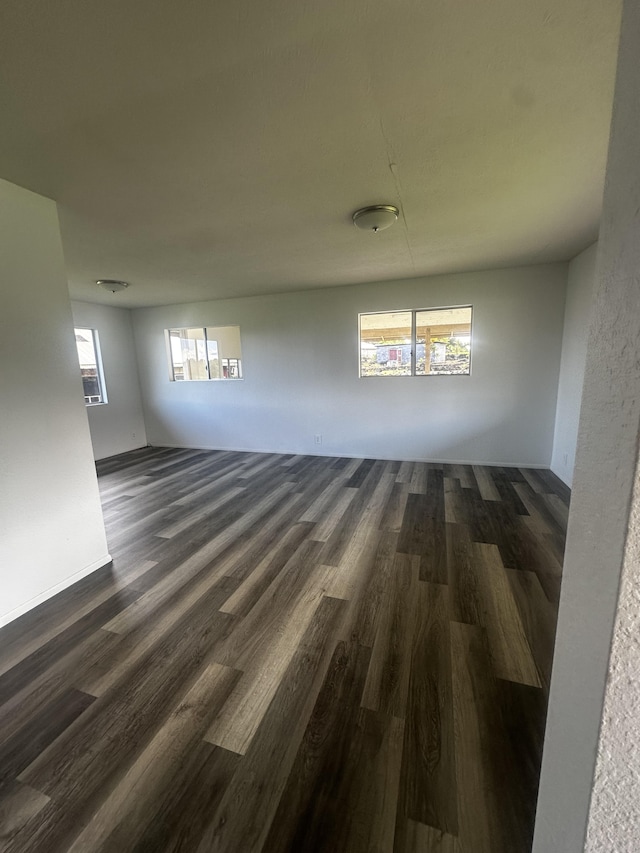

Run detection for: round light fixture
[[352, 204, 399, 232], [96, 279, 129, 293]]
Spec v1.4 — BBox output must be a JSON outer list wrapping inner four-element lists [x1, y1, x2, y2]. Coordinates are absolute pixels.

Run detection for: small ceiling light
[[96, 279, 129, 293], [352, 204, 399, 233]]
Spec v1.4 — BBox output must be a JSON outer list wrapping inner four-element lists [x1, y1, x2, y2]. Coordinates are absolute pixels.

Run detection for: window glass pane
[[205, 325, 243, 380], [415, 307, 472, 375], [359, 311, 412, 377], [169, 328, 208, 380], [74, 328, 106, 404]]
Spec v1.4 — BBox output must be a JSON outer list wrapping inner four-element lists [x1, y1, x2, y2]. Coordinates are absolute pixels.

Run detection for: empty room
[[1, 0, 639, 851]]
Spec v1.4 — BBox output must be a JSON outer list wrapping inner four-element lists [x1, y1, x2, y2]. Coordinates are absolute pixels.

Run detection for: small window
[[74, 328, 107, 404], [359, 306, 472, 377], [415, 307, 472, 375], [359, 311, 412, 377], [167, 326, 243, 381]]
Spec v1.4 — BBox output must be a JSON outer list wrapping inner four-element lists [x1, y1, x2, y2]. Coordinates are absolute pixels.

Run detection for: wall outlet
[[563, 452, 568, 466], [314, 434, 322, 445], [132, 432, 137, 441]]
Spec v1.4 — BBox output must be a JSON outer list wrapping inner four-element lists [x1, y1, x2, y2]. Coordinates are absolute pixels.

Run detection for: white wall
[[71, 301, 147, 460], [533, 0, 639, 848], [132, 263, 567, 467], [0, 179, 111, 628], [550, 242, 598, 486]]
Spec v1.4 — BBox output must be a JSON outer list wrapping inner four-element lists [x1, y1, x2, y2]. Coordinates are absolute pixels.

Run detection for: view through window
[[168, 326, 243, 381], [359, 306, 472, 377], [74, 328, 107, 404]]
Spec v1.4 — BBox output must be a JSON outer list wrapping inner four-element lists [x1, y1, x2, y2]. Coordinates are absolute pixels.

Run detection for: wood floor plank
[[298, 479, 358, 523], [471, 543, 541, 687], [0, 587, 141, 705], [409, 462, 428, 495], [398, 490, 444, 557], [396, 460, 414, 484], [267, 701, 404, 853], [443, 477, 463, 524], [130, 743, 241, 853], [0, 688, 95, 787], [0, 559, 155, 678], [348, 531, 399, 648], [361, 553, 419, 718], [397, 582, 457, 835], [450, 621, 495, 853], [0, 781, 50, 846], [446, 523, 481, 625], [472, 466, 501, 501], [83, 575, 239, 696], [18, 595, 236, 804], [219, 521, 316, 616], [195, 595, 348, 852], [395, 820, 461, 853], [506, 568, 558, 690], [261, 636, 373, 851], [379, 481, 410, 533], [205, 556, 335, 754], [65, 663, 240, 852], [155, 485, 246, 539]]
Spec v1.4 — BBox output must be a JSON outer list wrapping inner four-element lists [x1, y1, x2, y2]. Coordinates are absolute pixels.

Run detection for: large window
[[359, 306, 472, 377], [167, 326, 243, 381], [74, 328, 107, 404]]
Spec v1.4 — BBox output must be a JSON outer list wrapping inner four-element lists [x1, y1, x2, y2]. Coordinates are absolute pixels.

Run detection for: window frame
[[74, 327, 108, 406], [358, 305, 473, 378]]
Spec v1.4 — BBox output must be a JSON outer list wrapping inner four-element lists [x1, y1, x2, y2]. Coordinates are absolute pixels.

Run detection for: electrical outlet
[[563, 452, 568, 466], [314, 434, 322, 445]]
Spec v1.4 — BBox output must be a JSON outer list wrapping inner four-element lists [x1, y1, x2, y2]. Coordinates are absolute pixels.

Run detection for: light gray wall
[[132, 263, 567, 466], [0, 179, 111, 628], [71, 301, 147, 460], [550, 242, 598, 486], [533, 0, 638, 848]]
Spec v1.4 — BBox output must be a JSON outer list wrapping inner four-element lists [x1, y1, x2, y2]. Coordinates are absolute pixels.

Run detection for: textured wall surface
[[533, 0, 638, 849], [586, 465, 640, 851]]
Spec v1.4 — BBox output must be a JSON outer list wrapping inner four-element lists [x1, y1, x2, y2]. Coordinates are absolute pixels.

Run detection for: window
[[359, 306, 472, 377], [74, 328, 107, 404], [167, 326, 243, 381]]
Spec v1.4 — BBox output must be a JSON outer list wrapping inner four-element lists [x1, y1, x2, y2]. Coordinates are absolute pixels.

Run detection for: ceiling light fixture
[[96, 279, 129, 293], [352, 204, 399, 233]]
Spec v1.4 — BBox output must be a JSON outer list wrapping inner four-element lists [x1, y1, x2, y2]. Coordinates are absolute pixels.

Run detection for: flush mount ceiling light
[[96, 279, 129, 293], [352, 204, 399, 233]]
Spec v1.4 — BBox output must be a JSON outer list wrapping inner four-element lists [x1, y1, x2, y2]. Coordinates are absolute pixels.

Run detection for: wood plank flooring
[[0, 447, 568, 852]]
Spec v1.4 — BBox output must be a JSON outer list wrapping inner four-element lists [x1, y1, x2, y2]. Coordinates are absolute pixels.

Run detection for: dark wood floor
[[0, 447, 568, 852]]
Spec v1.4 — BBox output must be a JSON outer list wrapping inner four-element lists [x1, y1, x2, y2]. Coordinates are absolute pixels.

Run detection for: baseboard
[[149, 441, 550, 469], [0, 553, 113, 629]]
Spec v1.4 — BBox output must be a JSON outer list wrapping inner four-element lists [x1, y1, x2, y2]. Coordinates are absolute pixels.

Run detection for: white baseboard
[[149, 441, 550, 469], [0, 553, 113, 629]]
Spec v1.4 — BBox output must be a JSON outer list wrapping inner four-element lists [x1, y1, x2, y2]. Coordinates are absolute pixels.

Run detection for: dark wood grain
[[0, 447, 569, 852]]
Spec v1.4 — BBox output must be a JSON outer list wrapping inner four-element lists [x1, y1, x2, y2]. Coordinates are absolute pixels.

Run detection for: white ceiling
[[0, 0, 621, 308]]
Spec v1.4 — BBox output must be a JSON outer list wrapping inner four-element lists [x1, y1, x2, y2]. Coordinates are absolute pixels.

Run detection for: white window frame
[[166, 326, 243, 382], [358, 305, 473, 378], [74, 327, 108, 405]]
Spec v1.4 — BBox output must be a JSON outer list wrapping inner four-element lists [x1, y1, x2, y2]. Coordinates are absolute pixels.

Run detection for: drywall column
[[549, 243, 597, 487], [533, 2, 638, 850], [0, 179, 111, 627]]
